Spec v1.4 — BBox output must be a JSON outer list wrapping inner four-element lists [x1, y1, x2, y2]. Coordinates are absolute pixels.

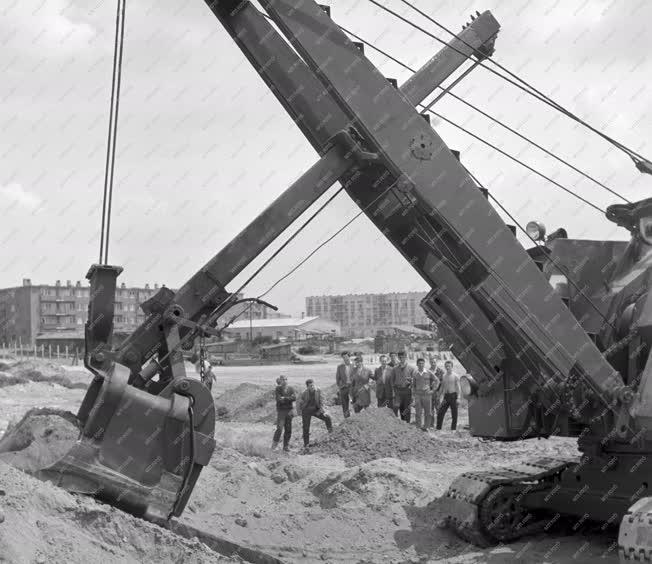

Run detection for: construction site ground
[[0, 358, 619, 563]]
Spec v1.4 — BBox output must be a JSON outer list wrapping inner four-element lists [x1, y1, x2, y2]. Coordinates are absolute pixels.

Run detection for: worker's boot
[[283, 441, 290, 453], [271, 440, 279, 451]]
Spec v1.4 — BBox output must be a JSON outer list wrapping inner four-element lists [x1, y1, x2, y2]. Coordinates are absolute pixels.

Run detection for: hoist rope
[[336, 21, 630, 204], [382, 0, 652, 166], [99, 0, 126, 265]]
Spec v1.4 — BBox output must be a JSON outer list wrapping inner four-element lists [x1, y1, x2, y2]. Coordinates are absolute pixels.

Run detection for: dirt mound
[[312, 458, 436, 510], [0, 462, 233, 563], [215, 383, 277, 422], [0, 360, 88, 390], [313, 408, 447, 465], [0, 408, 80, 473]]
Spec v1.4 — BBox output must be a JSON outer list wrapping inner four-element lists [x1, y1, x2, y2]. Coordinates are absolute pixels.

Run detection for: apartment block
[[305, 292, 432, 338], [0, 278, 165, 345], [0, 279, 286, 345]]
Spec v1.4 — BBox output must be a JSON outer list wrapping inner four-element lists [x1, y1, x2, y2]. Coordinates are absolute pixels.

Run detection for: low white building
[[223, 316, 340, 341]]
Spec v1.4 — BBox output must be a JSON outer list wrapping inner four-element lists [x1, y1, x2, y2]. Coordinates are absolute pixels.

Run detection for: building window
[[77, 317, 83, 325]]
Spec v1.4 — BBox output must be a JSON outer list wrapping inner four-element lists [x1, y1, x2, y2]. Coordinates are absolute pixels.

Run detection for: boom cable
[[261, 11, 624, 208], [373, 0, 652, 166], [427, 110, 607, 214], [156, 175, 402, 366], [461, 166, 617, 331], [99, 0, 126, 265], [337, 21, 630, 204]]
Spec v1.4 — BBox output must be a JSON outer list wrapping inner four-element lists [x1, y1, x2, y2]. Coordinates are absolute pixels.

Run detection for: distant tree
[[252, 335, 273, 346]]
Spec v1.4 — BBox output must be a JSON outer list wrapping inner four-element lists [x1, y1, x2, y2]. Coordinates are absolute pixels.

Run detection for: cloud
[[0, 183, 42, 209], [2, 0, 97, 56]]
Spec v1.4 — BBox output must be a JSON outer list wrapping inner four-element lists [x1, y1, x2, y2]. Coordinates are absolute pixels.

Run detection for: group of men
[[336, 351, 461, 431], [271, 350, 462, 452], [272, 375, 333, 452]]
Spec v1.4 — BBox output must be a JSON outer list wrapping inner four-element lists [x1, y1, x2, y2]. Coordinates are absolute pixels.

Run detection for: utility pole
[[249, 305, 253, 343]]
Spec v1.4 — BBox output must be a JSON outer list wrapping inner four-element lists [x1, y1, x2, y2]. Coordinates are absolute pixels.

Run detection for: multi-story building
[[0, 278, 165, 345], [0, 279, 287, 346], [305, 291, 432, 338]]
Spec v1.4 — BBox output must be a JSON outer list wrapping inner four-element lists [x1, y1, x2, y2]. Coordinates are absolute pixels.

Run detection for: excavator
[[8, 0, 652, 561]]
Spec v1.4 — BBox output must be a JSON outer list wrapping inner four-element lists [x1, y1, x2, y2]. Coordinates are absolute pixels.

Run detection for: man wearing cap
[[297, 378, 333, 451], [389, 351, 417, 423], [351, 355, 373, 413], [272, 375, 296, 452], [335, 351, 353, 418]]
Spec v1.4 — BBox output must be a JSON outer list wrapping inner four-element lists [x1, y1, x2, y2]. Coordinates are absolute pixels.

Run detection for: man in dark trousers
[[373, 354, 393, 408], [297, 378, 333, 452], [335, 351, 353, 418], [390, 351, 417, 423], [436, 360, 462, 430], [351, 354, 373, 413], [429, 357, 444, 428], [272, 375, 296, 452]]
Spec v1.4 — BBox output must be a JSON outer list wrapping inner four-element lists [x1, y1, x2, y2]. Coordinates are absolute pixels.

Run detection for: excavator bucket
[[45, 365, 214, 520], [0, 264, 216, 522]]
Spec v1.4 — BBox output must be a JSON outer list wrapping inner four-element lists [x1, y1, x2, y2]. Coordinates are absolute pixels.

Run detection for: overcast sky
[[2, 0, 651, 316]]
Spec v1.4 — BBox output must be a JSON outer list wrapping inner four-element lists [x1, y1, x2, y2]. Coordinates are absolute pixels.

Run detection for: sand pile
[[0, 462, 233, 564], [215, 383, 277, 422], [0, 359, 88, 390], [313, 408, 447, 465], [312, 458, 437, 510], [0, 408, 80, 473]]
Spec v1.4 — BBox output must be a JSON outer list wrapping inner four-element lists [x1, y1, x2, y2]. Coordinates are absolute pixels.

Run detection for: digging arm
[[247, 0, 631, 432]]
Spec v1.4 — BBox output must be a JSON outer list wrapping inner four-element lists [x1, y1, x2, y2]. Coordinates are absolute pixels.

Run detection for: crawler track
[[440, 457, 577, 546]]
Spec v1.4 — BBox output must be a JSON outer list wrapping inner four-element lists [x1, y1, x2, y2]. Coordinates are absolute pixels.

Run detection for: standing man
[[436, 360, 462, 430], [389, 351, 417, 423], [335, 351, 353, 418], [297, 378, 333, 452], [388, 352, 398, 368], [412, 358, 438, 430], [272, 375, 296, 452], [429, 357, 444, 428], [351, 355, 373, 413], [373, 355, 393, 408]]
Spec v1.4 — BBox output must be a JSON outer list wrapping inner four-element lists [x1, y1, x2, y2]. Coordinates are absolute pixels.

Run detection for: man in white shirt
[[436, 360, 461, 430]]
